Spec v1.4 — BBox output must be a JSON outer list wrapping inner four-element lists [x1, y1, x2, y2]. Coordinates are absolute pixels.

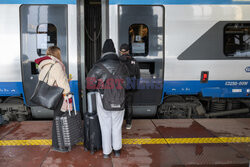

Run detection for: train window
[[129, 24, 149, 56], [36, 24, 57, 56], [224, 23, 250, 57]]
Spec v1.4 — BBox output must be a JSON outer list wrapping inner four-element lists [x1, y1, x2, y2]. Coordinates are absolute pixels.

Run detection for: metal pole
[[77, 0, 87, 116], [93, 19, 97, 62], [101, 0, 109, 46]]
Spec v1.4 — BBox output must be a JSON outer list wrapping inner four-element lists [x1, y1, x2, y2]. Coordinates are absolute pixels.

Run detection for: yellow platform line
[[122, 138, 167, 144], [0, 139, 52, 146], [0, 137, 249, 146]]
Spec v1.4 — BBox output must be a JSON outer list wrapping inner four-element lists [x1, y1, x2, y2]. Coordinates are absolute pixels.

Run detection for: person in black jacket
[[119, 43, 140, 129], [87, 39, 129, 158]]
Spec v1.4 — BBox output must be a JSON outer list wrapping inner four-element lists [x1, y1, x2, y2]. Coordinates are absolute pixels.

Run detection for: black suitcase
[[55, 94, 83, 151], [84, 92, 102, 154]]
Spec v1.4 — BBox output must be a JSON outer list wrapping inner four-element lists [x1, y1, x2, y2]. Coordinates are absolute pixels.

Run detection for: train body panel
[[109, 0, 250, 5], [109, 0, 250, 117], [0, 1, 80, 116], [164, 5, 250, 98], [0, 5, 22, 83], [0, 5, 24, 97], [0, 0, 250, 119], [110, 1, 250, 100], [0, 0, 76, 4]]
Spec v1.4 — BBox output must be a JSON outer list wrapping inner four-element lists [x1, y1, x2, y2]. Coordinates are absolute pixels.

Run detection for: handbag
[[30, 64, 64, 110]]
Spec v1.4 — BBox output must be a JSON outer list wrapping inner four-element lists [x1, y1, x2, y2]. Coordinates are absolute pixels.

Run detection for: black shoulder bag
[[30, 64, 64, 110]]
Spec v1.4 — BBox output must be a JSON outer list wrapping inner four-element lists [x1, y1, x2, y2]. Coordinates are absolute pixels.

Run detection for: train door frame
[[77, 0, 87, 116], [20, 4, 68, 118], [117, 5, 165, 117]]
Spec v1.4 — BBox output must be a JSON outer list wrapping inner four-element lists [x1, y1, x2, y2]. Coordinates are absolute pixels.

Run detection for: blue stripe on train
[[110, 0, 250, 5], [69, 80, 80, 111], [1, 80, 249, 109], [0, 81, 80, 111], [163, 80, 250, 99], [0, 0, 76, 4], [0, 82, 24, 97]]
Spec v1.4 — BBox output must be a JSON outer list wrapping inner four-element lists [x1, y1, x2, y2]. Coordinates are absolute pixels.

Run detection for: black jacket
[[87, 52, 129, 93], [119, 54, 140, 91], [119, 54, 140, 79]]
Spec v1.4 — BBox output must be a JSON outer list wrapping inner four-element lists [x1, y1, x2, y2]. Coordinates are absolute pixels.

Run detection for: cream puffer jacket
[[38, 56, 70, 95], [37, 56, 72, 111]]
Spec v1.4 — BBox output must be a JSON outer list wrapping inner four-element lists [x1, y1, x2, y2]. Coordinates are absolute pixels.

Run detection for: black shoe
[[103, 154, 110, 159], [114, 150, 121, 157], [52, 147, 69, 153]]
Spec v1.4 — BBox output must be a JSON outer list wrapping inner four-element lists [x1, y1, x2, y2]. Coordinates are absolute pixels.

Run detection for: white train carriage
[[0, 0, 79, 119], [0, 0, 250, 120], [110, 0, 250, 118]]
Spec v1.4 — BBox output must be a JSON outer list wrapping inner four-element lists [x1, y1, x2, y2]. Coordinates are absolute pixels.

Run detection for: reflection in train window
[[36, 24, 57, 56], [224, 23, 250, 57], [129, 24, 148, 56]]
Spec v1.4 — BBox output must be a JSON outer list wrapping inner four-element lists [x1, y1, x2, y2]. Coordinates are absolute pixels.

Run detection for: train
[[0, 0, 250, 121]]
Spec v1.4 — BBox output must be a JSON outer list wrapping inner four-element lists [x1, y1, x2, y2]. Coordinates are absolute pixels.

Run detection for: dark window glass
[[129, 24, 149, 56], [36, 24, 57, 56], [224, 23, 250, 57]]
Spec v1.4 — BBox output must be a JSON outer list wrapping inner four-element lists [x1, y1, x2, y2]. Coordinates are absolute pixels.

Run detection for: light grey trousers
[[96, 92, 125, 155]]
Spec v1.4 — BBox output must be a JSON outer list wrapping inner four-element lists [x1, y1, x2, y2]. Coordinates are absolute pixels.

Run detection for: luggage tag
[[66, 93, 77, 116]]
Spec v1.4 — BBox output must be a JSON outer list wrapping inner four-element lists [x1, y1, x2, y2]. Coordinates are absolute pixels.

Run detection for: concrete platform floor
[[0, 119, 249, 167]]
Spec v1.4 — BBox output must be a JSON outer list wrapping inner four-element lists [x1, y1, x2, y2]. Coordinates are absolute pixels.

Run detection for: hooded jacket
[[87, 39, 129, 93], [87, 52, 129, 93], [35, 56, 70, 97]]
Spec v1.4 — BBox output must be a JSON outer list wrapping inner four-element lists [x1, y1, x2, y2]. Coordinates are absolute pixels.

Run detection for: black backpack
[[96, 63, 126, 111]]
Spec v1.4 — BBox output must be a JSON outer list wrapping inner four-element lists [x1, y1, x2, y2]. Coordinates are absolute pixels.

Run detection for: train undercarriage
[[1, 95, 250, 123], [0, 97, 30, 124], [157, 95, 250, 119]]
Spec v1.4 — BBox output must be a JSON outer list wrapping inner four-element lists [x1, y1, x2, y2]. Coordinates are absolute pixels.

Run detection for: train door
[[118, 6, 164, 117], [20, 5, 68, 118]]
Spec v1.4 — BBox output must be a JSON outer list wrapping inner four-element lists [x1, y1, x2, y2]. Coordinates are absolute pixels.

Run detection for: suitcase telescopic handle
[[72, 95, 77, 115]]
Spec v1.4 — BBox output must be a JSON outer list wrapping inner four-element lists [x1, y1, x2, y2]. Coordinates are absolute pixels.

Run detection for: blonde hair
[[46, 46, 62, 61]]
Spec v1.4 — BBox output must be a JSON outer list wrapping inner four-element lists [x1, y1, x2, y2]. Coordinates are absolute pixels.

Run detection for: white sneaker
[[126, 124, 132, 130]]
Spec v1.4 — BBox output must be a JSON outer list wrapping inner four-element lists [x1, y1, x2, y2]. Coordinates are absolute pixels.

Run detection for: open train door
[[117, 5, 164, 117], [20, 5, 68, 119]]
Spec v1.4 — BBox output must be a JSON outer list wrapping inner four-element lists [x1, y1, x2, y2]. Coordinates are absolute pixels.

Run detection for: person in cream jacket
[[35, 46, 72, 152]]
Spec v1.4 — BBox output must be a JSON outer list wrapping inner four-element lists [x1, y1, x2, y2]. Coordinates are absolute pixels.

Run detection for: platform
[[0, 119, 249, 167]]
